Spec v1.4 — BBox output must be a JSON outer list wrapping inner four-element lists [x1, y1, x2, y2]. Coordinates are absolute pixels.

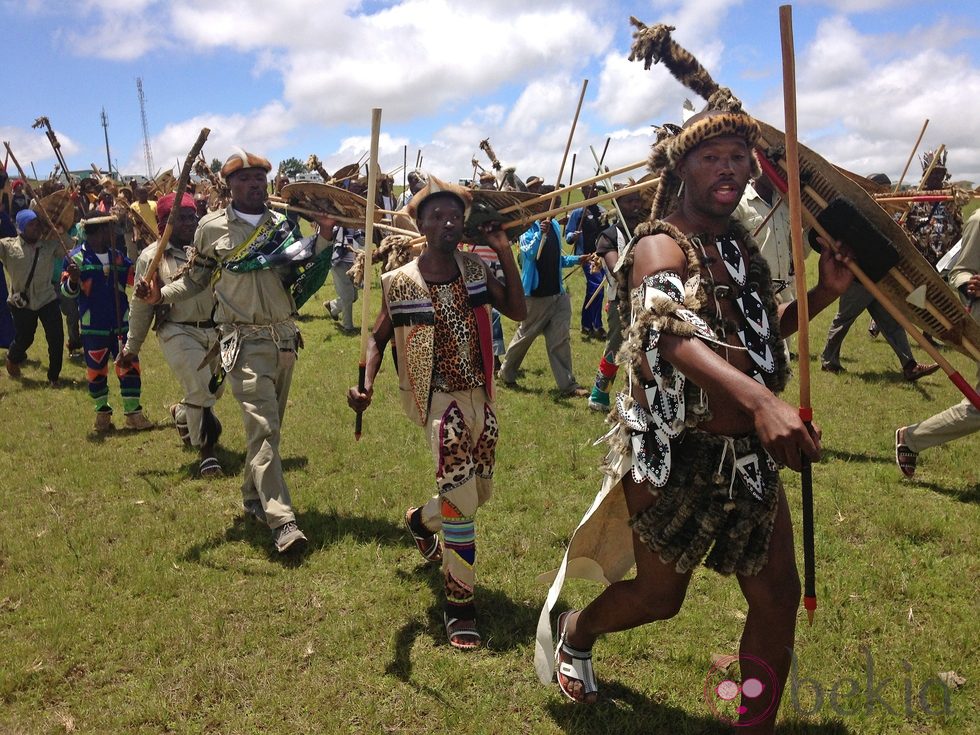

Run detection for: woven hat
[[80, 213, 118, 236], [220, 149, 272, 179], [406, 176, 473, 220]]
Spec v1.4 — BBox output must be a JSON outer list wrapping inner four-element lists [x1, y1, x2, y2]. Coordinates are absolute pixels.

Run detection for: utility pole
[[100, 107, 112, 178], [136, 77, 154, 179]]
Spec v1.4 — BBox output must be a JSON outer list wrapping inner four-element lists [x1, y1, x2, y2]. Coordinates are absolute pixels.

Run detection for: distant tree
[[278, 157, 307, 177], [210, 158, 222, 174]]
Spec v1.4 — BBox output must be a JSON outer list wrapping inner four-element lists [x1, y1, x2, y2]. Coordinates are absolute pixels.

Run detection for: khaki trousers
[[419, 388, 497, 616], [158, 323, 220, 447], [498, 293, 578, 392], [905, 364, 980, 453], [229, 335, 296, 529]]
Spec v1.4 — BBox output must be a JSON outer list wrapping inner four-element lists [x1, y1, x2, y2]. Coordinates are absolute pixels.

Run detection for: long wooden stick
[[893, 119, 929, 193], [916, 144, 946, 191], [401, 175, 662, 250], [267, 200, 417, 237], [143, 128, 210, 283], [496, 158, 648, 215], [539, 79, 588, 260], [2, 142, 73, 256], [780, 4, 816, 625], [554, 80, 588, 193], [874, 193, 979, 204], [355, 108, 382, 441], [751, 195, 785, 238], [565, 153, 577, 207]]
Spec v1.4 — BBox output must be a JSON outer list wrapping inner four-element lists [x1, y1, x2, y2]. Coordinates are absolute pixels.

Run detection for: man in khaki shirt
[[122, 192, 224, 477], [140, 150, 335, 555], [1, 210, 64, 384]]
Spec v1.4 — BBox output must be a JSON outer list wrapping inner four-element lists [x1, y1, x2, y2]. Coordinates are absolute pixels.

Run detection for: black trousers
[[8, 299, 64, 381]]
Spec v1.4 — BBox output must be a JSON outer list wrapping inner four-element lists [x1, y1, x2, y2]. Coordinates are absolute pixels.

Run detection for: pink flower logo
[[704, 653, 780, 727]]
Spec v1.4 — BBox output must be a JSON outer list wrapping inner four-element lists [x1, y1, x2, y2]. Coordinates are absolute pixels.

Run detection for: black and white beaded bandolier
[[602, 218, 791, 575]]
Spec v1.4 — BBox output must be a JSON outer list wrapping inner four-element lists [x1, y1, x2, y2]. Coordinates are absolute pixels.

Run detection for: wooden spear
[[142, 128, 210, 284], [565, 153, 577, 207], [893, 119, 929, 193], [779, 4, 817, 624], [538, 79, 588, 260], [266, 199, 417, 237], [497, 158, 648, 216], [2, 142, 73, 256], [355, 108, 383, 440]]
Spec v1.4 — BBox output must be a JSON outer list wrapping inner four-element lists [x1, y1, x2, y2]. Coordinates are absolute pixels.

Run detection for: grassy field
[[0, 251, 976, 734]]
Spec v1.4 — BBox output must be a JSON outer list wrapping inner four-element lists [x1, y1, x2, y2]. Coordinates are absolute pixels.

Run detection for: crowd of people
[[2, 101, 977, 732]]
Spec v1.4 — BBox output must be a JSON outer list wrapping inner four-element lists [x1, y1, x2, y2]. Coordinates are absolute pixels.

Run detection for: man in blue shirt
[[497, 218, 590, 396]]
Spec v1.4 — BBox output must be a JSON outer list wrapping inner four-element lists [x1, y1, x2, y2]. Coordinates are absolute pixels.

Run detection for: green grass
[[0, 253, 976, 734]]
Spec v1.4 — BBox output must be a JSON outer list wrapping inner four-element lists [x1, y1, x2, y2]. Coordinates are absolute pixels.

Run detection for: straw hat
[[406, 176, 473, 220]]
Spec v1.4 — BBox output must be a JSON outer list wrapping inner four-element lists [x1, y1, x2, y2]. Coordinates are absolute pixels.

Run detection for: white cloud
[[0, 126, 80, 176], [121, 102, 293, 175], [752, 15, 980, 182]]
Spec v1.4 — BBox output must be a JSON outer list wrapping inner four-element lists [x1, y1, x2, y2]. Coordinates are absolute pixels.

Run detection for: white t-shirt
[[233, 208, 264, 227]]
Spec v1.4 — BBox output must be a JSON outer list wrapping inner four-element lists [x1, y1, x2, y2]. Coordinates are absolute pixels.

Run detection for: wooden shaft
[[266, 200, 417, 237], [874, 194, 979, 204], [355, 108, 383, 439], [554, 79, 588, 193], [143, 128, 210, 283], [565, 153, 577, 207], [780, 5, 811, 411], [508, 176, 658, 231], [402, 176, 661, 250], [752, 195, 784, 238], [537, 79, 589, 261], [780, 1, 816, 625], [495, 158, 648, 215], [894, 119, 929, 193], [916, 144, 946, 190], [2, 142, 73, 256], [596, 137, 611, 174]]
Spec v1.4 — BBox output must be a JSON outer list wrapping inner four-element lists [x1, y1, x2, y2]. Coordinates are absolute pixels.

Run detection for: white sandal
[[555, 610, 598, 703]]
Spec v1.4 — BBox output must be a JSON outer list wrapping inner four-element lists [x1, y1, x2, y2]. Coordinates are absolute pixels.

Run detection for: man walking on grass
[[140, 150, 336, 555], [348, 177, 525, 649]]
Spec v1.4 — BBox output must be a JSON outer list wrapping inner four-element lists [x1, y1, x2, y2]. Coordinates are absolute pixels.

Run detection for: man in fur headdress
[[347, 176, 526, 650], [537, 103, 853, 731]]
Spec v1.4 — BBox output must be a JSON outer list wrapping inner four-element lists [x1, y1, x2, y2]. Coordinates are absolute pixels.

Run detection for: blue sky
[[4, 0, 980, 185]]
